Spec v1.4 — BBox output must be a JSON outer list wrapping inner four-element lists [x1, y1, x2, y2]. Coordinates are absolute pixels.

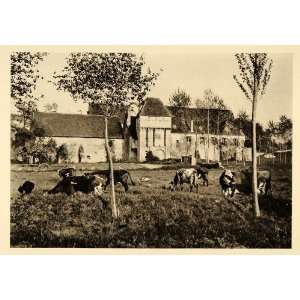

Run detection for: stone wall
[[53, 137, 124, 163], [170, 133, 246, 162]]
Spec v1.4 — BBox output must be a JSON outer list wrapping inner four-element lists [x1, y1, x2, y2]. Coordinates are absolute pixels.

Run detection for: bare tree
[[234, 53, 273, 218], [53, 52, 159, 219], [196, 89, 228, 162]]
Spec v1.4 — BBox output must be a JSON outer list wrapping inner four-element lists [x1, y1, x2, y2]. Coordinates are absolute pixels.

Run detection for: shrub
[[15, 137, 57, 163], [145, 151, 159, 162], [57, 144, 69, 162]]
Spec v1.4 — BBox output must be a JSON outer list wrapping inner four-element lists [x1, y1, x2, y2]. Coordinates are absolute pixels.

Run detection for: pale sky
[[14, 50, 292, 127]]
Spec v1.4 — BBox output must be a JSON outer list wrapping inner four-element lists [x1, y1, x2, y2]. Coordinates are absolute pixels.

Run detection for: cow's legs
[[122, 181, 129, 192]]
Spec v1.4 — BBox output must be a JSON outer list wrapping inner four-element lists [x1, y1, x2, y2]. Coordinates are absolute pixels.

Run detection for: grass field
[[10, 163, 292, 248]]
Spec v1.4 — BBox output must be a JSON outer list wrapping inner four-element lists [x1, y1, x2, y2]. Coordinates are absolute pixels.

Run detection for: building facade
[[30, 97, 245, 163]]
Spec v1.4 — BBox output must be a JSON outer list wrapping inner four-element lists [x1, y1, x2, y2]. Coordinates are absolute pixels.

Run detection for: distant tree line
[[168, 88, 292, 153]]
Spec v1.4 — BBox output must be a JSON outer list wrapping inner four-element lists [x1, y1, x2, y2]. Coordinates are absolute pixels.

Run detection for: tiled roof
[[139, 98, 172, 117], [33, 112, 123, 138]]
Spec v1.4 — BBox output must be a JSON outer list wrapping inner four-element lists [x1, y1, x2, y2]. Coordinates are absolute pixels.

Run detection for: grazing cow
[[169, 168, 200, 192], [198, 162, 224, 169], [84, 169, 135, 192], [18, 181, 35, 195], [219, 169, 237, 198], [58, 167, 76, 179], [48, 175, 106, 196], [195, 167, 209, 186], [241, 169, 272, 196]]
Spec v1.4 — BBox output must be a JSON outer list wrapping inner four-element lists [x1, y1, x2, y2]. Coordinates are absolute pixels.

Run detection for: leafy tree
[[234, 53, 273, 218], [12, 127, 34, 148], [53, 52, 159, 218], [11, 52, 47, 128], [237, 110, 250, 121], [169, 88, 191, 107], [234, 110, 265, 149], [267, 120, 276, 134], [16, 137, 57, 163], [278, 115, 292, 133]]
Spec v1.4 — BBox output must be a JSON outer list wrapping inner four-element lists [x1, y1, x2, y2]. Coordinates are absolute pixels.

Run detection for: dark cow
[[241, 168, 272, 196], [195, 167, 209, 186], [198, 162, 224, 169], [219, 169, 237, 198], [48, 175, 106, 196], [84, 169, 135, 192], [58, 167, 76, 179], [18, 181, 35, 195], [169, 168, 200, 192]]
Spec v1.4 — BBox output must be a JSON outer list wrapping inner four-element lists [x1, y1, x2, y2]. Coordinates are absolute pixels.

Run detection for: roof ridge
[[35, 111, 121, 120], [166, 105, 230, 112]]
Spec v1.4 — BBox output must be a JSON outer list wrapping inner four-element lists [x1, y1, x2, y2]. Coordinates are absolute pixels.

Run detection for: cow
[[240, 168, 272, 196], [219, 169, 237, 198], [198, 162, 224, 169], [195, 167, 209, 186], [169, 168, 200, 192], [18, 181, 35, 195], [48, 175, 106, 197], [58, 167, 76, 179], [84, 169, 135, 192]]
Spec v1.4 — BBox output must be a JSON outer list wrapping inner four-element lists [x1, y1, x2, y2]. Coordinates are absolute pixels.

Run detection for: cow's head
[[257, 179, 267, 195], [17, 186, 24, 194]]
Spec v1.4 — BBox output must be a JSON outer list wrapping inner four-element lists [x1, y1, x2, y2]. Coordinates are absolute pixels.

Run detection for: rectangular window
[[186, 136, 191, 143], [164, 129, 167, 146], [153, 128, 155, 146], [146, 128, 149, 147]]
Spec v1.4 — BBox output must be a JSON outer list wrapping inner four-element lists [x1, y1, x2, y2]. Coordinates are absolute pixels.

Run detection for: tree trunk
[[207, 109, 210, 163], [195, 128, 198, 159], [252, 81, 260, 218], [104, 117, 118, 219], [122, 110, 130, 161], [217, 112, 220, 162]]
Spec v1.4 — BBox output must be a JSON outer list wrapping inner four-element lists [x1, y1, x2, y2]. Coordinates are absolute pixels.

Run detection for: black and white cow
[[169, 168, 201, 192], [48, 175, 106, 197], [241, 169, 272, 196], [219, 169, 237, 198], [84, 169, 135, 192]]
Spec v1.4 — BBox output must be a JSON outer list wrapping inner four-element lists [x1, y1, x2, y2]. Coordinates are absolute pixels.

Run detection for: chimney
[[191, 120, 194, 133]]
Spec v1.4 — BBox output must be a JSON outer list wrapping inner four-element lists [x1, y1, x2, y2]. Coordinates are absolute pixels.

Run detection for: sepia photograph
[[10, 49, 293, 249]]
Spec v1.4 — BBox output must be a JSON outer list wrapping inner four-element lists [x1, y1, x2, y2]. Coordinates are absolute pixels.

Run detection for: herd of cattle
[[17, 162, 272, 200]]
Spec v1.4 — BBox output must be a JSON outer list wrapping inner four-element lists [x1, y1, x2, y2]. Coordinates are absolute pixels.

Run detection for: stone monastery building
[[33, 97, 245, 163]]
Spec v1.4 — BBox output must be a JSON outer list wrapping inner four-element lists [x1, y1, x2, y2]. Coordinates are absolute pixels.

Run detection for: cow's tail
[[127, 171, 136, 186]]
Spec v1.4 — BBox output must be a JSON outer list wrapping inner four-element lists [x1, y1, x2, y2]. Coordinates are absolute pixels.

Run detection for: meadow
[[10, 163, 292, 248]]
